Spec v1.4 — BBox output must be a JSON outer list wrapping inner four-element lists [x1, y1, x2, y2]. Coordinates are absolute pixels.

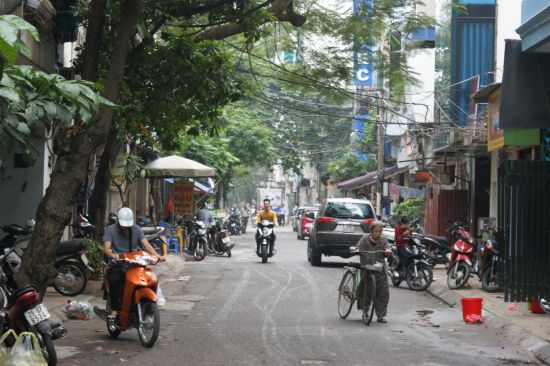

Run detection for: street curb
[[426, 277, 550, 365], [425, 279, 462, 308]]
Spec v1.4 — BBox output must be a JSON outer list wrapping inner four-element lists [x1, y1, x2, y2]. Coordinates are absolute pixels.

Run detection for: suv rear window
[[323, 202, 374, 220]]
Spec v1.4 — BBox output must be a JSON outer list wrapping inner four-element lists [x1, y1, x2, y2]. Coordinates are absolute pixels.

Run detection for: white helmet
[[117, 207, 134, 227]]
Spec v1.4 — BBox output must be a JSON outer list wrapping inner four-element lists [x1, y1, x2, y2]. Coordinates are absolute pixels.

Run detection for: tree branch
[[197, 0, 306, 41]]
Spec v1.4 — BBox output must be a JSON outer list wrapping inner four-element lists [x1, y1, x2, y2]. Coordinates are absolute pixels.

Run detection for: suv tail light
[[363, 218, 375, 225], [317, 217, 335, 224]]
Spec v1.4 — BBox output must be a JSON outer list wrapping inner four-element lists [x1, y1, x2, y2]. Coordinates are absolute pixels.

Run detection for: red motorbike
[[446, 221, 476, 289], [1, 283, 67, 366]]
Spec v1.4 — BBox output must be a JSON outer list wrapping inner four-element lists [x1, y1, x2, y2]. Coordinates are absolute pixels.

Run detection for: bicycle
[[338, 249, 386, 325]]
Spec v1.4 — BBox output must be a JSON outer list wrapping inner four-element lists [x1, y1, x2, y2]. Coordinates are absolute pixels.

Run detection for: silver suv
[[307, 198, 376, 266]]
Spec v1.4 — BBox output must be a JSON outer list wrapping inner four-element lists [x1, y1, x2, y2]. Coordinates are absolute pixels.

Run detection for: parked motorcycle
[[387, 235, 433, 291], [0, 225, 92, 296], [226, 211, 242, 236], [207, 219, 233, 257], [446, 221, 476, 289], [72, 213, 95, 239], [0, 251, 67, 365], [188, 220, 208, 261], [93, 250, 161, 347], [256, 220, 275, 263], [407, 218, 451, 267], [475, 227, 502, 292]]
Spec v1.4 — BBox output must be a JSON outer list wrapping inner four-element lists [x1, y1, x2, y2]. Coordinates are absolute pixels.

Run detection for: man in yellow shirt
[[255, 199, 278, 256], [256, 199, 279, 225]]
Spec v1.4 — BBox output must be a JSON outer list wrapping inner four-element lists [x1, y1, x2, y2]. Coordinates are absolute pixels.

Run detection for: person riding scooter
[[255, 199, 278, 256], [103, 207, 165, 326]]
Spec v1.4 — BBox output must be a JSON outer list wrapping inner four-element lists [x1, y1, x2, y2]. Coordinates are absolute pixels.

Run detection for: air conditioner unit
[[25, 0, 56, 31]]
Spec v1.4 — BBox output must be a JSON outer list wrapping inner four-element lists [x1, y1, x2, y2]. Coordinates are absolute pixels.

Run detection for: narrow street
[[58, 226, 540, 365]]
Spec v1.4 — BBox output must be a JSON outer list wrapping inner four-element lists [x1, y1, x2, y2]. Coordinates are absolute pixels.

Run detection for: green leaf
[[0, 37, 17, 63], [0, 15, 39, 41], [16, 122, 30, 135], [0, 86, 20, 103], [56, 104, 74, 122]]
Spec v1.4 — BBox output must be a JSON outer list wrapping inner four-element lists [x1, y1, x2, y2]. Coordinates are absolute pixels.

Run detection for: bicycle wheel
[[362, 273, 376, 326], [338, 270, 355, 319]]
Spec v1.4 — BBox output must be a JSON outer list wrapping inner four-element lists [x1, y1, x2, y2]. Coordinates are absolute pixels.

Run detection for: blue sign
[[354, 62, 372, 86]]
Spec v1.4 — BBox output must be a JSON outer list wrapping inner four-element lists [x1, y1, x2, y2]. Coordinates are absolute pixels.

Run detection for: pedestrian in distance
[[241, 203, 251, 234], [350, 221, 392, 323]]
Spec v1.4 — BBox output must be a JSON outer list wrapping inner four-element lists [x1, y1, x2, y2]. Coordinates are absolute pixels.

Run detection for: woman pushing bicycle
[[349, 220, 392, 323]]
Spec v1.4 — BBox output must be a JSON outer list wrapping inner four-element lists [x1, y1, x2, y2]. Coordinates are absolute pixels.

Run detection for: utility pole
[[376, 92, 385, 217]]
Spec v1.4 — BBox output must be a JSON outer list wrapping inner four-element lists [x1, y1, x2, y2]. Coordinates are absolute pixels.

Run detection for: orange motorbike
[[94, 250, 161, 347]]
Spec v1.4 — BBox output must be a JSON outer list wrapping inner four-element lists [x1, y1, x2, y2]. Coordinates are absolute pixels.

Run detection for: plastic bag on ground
[[5, 332, 47, 366], [65, 300, 94, 320], [157, 285, 166, 307], [464, 314, 484, 324], [0, 329, 17, 364]]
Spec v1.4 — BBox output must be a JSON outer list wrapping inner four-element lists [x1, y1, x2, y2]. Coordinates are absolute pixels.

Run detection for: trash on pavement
[[65, 300, 94, 320], [157, 285, 166, 306], [507, 303, 520, 312], [5, 332, 47, 366], [464, 314, 484, 324]]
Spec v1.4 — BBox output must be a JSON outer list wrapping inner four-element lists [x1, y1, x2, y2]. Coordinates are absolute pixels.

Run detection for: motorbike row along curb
[[0, 212, 238, 365], [385, 218, 501, 293]]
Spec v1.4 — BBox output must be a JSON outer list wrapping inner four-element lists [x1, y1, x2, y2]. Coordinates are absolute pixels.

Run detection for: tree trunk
[[82, 0, 108, 82], [89, 128, 122, 239], [17, 0, 141, 295]]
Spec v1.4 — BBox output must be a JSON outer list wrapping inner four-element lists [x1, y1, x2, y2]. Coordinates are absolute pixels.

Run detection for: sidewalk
[[428, 266, 550, 364], [43, 254, 185, 325]]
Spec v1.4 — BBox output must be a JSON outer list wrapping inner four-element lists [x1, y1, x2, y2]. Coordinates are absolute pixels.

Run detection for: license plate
[[221, 236, 230, 244], [231, 223, 236, 227], [338, 225, 355, 233], [24, 304, 50, 326]]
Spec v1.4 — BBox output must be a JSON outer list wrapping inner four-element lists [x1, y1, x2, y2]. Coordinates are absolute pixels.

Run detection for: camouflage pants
[[358, 270, 389, 318]]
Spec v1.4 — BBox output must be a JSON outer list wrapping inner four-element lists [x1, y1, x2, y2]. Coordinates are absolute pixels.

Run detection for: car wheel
[[309, 239, 321, 266]]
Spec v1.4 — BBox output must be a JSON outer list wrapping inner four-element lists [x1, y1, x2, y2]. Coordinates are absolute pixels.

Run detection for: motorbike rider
[[103, 207, 165, 325], [255, 198, 278, 255], [350, 221, 392, 323], [196, 202, 213, 224], [394, 216, 414, 275]]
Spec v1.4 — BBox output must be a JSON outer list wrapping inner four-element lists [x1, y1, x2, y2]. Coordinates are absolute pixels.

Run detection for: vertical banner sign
[[353, 0, 373, 86], [174, 182, 195, 217]]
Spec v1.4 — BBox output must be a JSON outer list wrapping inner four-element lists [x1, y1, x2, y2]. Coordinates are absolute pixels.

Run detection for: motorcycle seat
[[56, 239, 88, 256], [141, 227, 160, 236], [11, 285, 38, 301]]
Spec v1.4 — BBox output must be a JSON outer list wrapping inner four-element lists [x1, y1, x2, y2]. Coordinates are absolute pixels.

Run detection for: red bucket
[[460, 298, 483, 321]]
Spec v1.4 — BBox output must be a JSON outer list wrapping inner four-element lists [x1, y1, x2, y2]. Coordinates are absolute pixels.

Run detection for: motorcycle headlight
[[198, 228, 207, 235], [262, 229, 269, 236]]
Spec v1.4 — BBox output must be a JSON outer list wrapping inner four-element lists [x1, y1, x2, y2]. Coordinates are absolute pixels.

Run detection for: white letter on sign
[[357, 68, 370, 81]]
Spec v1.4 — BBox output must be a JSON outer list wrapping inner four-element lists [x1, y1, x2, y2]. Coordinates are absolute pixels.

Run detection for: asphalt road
[[58, 226, 540, 365]]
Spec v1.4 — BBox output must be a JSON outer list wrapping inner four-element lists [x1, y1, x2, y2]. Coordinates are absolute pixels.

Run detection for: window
[[324, 202, 374, 219]]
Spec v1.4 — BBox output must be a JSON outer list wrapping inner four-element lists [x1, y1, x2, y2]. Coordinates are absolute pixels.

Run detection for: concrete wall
[[521, 0, 550, 23], [0, 139, 48, 225]]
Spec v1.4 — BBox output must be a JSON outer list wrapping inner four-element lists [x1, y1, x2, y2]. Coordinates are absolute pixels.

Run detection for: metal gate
[[499, 160, 550, 302]]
